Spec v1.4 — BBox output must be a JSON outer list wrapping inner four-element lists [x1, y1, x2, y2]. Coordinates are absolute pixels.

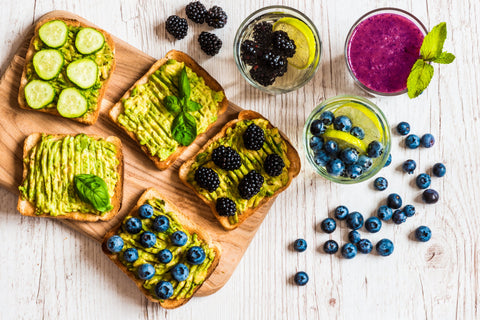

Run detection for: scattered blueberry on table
[[420, 133, 435, 148], [357, 239, 373, 254], [387, 193, 402, 209], [416, 173, 431, 189], [341, 243, 357, 259], [373, 177, 388, 191], [402, 159, 416, 174], [422, 189, 439, 204], [384, 153, 392, 167], [376, 239, 394, 256], [294, 271, 309, 286], [323, 240, 339, 254], [396, 122, 410, 135], [405, 134, 420, 149], [392, 209, 407, 224], [321, 218, 336, 233], [365, 217, 382, 233], [377, 205, 393, 221], [403, 204, 416, 217], [334, 205, 349, 220], [348, 230, 361, 244], [415, 226, 432, 242], [346, 211, 364, 230], [293, 239, 307, 252], [432, 163, 446, 177]]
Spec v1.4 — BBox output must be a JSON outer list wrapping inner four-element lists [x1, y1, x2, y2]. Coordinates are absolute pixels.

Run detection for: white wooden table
[[1, 0, 478, 319]]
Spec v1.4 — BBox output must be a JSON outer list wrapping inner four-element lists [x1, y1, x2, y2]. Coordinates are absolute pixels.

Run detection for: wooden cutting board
[[0, 11, 285, 297]]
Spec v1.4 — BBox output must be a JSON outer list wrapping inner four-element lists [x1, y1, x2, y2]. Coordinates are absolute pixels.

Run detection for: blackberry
[[165, 15, 188, 40], [272, 30, 296, 58], [264, 154, 285, 177], [216, 197, 236, 216], [253, 22, 273, 46], [238, 170, 264, 199], [249, 65, 275, 86], [194, 166, 220, 192], [185, 1, 207, 24], [243, 123, 265, 150], [241, 40, 260, 66], [205, 6, 227, 28], [261, 51, 287, 69], [211, 145, 241, 171], [198, 32, 222, 56]]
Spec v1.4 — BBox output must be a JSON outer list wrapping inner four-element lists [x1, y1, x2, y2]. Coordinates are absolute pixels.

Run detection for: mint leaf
[[185, 100, 202, 112], [431, 52, 455, 64], [407, 59, 434, 99], [164, 95, 181, 113], [420, 22, 447, 60], [178, 67, 190, 100], [74, 174, 112, 213], [171, 112, 197, 146]]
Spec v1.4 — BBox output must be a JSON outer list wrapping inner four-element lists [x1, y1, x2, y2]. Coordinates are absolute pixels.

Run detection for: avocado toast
[[102, 188, 221, 309], [109, 50, 228, 170], [179, 110, 301, 230], [18, 17, 116, 125], [18, 133, 123, 221]]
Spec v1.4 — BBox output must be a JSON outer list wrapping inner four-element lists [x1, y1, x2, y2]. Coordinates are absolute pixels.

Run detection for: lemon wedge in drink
[[333, 103, 383, 145], [273, 17, 316, 69], [322, 129, 367, 153]]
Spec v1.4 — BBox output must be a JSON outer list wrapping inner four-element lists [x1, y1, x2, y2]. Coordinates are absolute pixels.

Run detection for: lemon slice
[[322, 129, 367, 153], [273, 17, 316, 69], [333, 103, 383, 144]]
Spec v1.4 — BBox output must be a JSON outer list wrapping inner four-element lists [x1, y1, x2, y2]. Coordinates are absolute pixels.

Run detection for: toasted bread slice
[[179, 110, 301, 230], [102, 188, 221, 309], [18, 17, 116, 125], [109, 49, 228, 170], [17, 133, 124, 221]]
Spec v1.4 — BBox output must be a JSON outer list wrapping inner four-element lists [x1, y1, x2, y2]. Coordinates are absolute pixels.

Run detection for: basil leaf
[[74, 174, 113, 213], [420, 22, 447, 60], [407, 59, 434, 99], [178, 67, 190, 100], [164, 95, 181, 114], [185, 100, 203, 112], [431, 52, 455, 64], [171, 112, 197, 146]]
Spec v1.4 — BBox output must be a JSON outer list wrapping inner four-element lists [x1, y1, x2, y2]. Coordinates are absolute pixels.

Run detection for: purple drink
[[346, 12, 425, 94]]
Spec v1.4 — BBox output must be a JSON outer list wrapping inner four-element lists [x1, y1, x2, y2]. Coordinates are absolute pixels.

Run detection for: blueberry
[[348, 230, 361, 244], [387, 193, 402, 209], [350, 126, 365, 140], [123, 248, 138, 263], [171, 263, 189, 282], [367, 141, 383, 158], [346, 164, 363, 179], [377, 205, 393, 221], [309, 136, 324, 152], [357, 239, 373, 254], [324, 140, 339, 156], [384, 154, 392, 167], [396, 122, 410, 135], [158, 249, 173, 264], [357, 155, 373, 171], [137, 263, 155, 280], [106, 235, 124, 253], [402, 159, 416, 174], [138, 204, 154, 219], [140, 232, 157, 248], [326, 159, 345, 176], [186, 246, 206, 265], [333, 116, 352, 132], [321, 218, 336, 233], [323, 240, 339, 254], [340, 148, 359, 165], [422, 189, 439, 204], [152, 215, 170, 232], [314, 151, 330, 166], [125, 217, 142, 234], [341, 243, 357, 259], [346, 211, 364, 230], [373, 177, 388, 191], [310, 119, 326, 136], [392, 210, 407, 224], [416, 173, 431, 189], [365, 217, 382, 233], [171, 231, 188, 246], [405, 134, 420, 149], [403, 204, 416, 217], [420, 133, 435, 148], [293, 239, 307, 252], [294, 271, 309, 286], [155, 281, 174, 299], [376, 239, 394, 256], [319, 111, 335, 125], [415, 226, 432, 242], [432, 163, 446, 177], [334, 205, 349, 220]]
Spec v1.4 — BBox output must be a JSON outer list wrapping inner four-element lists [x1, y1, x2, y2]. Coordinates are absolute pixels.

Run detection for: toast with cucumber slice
[[18, 17, 116, 125]]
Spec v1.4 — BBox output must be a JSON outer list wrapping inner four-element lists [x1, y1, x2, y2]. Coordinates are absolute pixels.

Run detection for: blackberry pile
[[243, 124, 265, 151], [216, 197, 236, 216], [185, 1, 207, 24], [165, 16, 188, 40], [211, 145, 241, 171], [194, 166, 220, 192], [205, 6, 228, 29], [240, 22, 296, 86], [238, 170, 264, 199], [198, 32, 222, 56], [264, 154, 285, 177]]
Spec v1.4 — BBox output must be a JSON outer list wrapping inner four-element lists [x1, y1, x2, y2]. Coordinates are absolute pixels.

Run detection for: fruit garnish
[[272, 17, 315, 69], [321, 129, 366, 153], [333, 103, 382, 144]]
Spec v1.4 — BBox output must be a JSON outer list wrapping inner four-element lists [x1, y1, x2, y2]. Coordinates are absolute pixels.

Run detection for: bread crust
[[18, 17, 116, 125], [178, 110, 301, 230], [109, 49, 228, 170], [101, 188, 221, 309], [17, 133, 124, 222]]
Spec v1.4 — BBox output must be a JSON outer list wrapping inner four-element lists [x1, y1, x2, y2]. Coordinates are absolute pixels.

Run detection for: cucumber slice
[[66, 58, 98, 89], [57, 88, 88, 118], [38, 20, 68, 48], [75, 28, 105, 54], [32, 49, 64, 80], [24, 80, 55, 109]]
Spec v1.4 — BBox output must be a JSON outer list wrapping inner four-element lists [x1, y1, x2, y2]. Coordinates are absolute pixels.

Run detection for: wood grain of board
[[0, 10, 283, 297]]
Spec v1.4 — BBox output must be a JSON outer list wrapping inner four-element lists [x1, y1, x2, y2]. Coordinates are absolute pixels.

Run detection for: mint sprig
[[164, 67, 203, 146], [407, 22, 455, 98]]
